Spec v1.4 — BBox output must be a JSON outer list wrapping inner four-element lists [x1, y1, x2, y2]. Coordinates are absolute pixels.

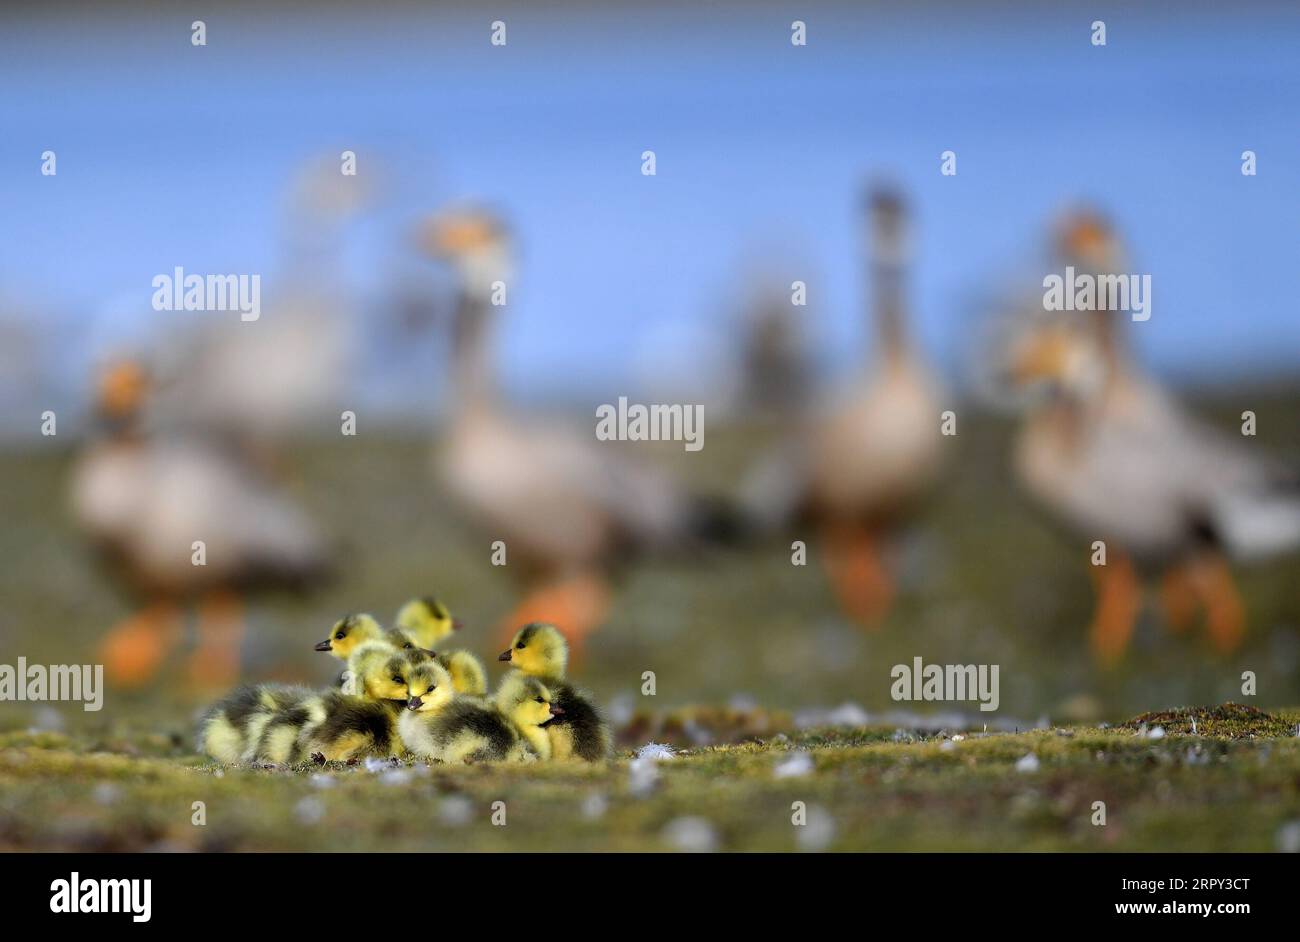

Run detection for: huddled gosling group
[[199, 597, 611, 766]]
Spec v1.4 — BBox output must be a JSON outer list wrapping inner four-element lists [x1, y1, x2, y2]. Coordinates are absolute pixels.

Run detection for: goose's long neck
[[1090, 309, 1130, 384], [872, 253, 907, 359], [97, 409, 146, 445], [1076, 248, 1137, 393], [452, 288, 496, 417], [868, 201, 910, 361]]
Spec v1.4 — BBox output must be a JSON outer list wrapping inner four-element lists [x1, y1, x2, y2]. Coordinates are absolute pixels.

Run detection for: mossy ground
[[1, 400, 1298, 850], [1, 705, 1297, 851]]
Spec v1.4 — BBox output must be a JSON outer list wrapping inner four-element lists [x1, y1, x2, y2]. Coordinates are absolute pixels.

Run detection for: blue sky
[[3, 1, 1298, 414]]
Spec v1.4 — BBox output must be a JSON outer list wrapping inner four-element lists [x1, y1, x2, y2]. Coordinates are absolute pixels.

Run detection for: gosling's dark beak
[[498, 649, 512, 662], [313, 640, 332, 652], [452, 619, 465, 631], [549, 704, 564, 717], [420, 648, 437, 658], [407, 697, 423, 711]]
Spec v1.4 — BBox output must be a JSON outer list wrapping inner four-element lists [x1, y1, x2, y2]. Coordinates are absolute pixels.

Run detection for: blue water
[[3, 1, 1298, 409]]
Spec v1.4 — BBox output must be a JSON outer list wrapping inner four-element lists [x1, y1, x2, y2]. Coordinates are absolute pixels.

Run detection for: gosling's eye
[[534, 697, 545, 704], [516, 641, 525, 650], [391, 675, 403, 684], [335, 632, 345, 640], [402, 642, 413, 649]]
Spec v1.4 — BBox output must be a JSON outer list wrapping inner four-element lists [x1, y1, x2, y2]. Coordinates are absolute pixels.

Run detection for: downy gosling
[[300, 651, 452, 763], [198, 683, 317, 765], [400, 673, 559, 764], [314, 612, 418, 662], [200, 650, 450, 764], [431, 649, 489, 696], [393, 596, 486, 695], [497, 622, 611, 761], [393, 596, 461, 649]]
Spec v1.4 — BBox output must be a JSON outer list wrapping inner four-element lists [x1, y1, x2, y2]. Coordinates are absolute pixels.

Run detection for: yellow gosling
[[393, 596, 461, 650], [198, 683, 316, 764], [497, 622, 611, 761], [313, 613, 388, 661], [432, 649, 488, 696], [400, 674, 557, 764], [301, 653, 451, 763]]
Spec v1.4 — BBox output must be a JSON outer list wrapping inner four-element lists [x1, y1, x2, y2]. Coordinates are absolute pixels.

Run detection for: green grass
[[2, 402, 1298, 725], [1, 704, 1297, 851], [0, 396, 1297, 850]]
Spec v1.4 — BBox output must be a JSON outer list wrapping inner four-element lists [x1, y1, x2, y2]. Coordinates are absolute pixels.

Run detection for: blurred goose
[[737, 280, 814, 419], [146, 156, 370, 463], [415, 208, 732, 656], [1004, 210, 1300, 663], [744, 188, 945, 626], [149, 293, 347, 454], [70, 360, 331, 690]]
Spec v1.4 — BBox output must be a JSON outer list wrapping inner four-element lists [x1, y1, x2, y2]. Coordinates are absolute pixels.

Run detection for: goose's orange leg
[[497, 573, 611, 665], [99, 601, 183, 688], [187, 590, 246, 691], [1159, 564, 1198, 634], [1188, 554, 1245, 655], [1088, 552, 1141, 666], [822, 522, 894, 629]]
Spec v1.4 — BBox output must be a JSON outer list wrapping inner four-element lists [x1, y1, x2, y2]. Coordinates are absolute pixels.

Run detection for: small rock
[[796, 805, 836, 851], [30, 707, 64, 732], [438, 795, 473, 826], [828, 702, 870, 727], [661, 816, 717, 852], [581, 792, 608, 820], [294, 796, 325, 825], [684, 720, 713, 746], [1015, 753, 1040, 773], [1277, 820, 1300, 853], [606, 693, 636, 728], [773, 753, 814, 778], [728, 693, 758, 712], [628, 757, 661, 797]]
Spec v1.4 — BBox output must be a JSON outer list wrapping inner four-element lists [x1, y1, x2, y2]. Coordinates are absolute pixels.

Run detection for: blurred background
[[2, 0, 1298, 733]]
